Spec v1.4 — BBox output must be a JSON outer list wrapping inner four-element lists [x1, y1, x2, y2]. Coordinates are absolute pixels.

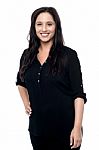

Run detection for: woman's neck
[[39, 41, 53, 54]]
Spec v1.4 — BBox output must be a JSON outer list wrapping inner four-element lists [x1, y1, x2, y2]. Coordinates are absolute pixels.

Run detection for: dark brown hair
[[19, 7, 65, 81]]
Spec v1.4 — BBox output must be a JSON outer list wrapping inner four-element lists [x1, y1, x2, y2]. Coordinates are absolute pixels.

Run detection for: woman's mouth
[[40, 33, 49, 37]]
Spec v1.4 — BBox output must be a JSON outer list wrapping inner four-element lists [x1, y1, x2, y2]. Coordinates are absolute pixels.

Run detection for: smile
[[40, 33, 49, 37]]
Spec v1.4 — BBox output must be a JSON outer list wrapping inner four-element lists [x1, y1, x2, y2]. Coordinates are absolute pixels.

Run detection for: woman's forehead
[[36, 12, 55, 22]]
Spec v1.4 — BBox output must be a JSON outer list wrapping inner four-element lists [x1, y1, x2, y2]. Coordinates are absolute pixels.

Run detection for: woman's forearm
[[18, 85, 30, 107], [18, 85, 32, 115], [70, 98, 84, 148], [74, 98, 84, 129]]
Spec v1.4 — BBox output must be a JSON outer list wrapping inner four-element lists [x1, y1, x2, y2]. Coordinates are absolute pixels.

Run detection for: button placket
[[37, 65, 42, 83]]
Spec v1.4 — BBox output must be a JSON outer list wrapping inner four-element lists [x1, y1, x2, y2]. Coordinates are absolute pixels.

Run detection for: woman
[[16, 7, 87, 150]]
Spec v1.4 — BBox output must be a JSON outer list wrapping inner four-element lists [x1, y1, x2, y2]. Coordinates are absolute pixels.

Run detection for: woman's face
[[35, 12, 56, 43]]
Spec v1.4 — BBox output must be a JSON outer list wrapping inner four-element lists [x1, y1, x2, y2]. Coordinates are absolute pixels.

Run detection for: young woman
[[16, 7, 87, 150]]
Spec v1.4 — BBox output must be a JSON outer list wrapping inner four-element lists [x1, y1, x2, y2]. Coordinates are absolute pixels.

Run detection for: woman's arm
[[70, 98, 84, 149], [74, 98, 84, 128], [18, 85, 32, 116], [68, 49, 87, 148]]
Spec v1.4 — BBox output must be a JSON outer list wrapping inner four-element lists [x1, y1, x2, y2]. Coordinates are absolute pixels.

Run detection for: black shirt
[[16, 46, 87, 136]]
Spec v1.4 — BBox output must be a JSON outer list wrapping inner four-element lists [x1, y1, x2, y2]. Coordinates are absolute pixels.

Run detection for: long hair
[[19, 7, 65, 81]]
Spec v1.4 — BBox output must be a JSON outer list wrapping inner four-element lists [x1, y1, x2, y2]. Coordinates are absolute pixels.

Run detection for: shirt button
[[40, 66, 42, 69], [38, 72, 40, 75], [38, 79, 40, 83]]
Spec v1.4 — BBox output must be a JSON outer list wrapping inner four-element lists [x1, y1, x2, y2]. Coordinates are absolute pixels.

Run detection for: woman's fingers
[[70, 127, 82, 149], [71, 138, 81, 149], [70, 135, 73, 146], [25, 105, 32, 116]]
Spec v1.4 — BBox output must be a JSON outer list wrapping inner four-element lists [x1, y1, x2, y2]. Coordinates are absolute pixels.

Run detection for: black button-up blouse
[[16, 46, 87, 136]]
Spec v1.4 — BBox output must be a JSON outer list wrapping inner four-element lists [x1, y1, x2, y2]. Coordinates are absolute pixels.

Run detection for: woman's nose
[[42, 25, 47, 31]]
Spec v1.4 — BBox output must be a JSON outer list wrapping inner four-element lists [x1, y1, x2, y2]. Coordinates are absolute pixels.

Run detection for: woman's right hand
[[17, 86, 32, 116], [24, 102, 32, 116]]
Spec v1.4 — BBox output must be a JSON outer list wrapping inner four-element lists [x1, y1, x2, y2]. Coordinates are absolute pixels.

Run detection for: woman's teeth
[[41, 33, 49, 37]]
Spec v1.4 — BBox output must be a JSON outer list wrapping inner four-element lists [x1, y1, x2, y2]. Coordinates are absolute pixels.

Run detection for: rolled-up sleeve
[[16, 50, 27, 88], [16, 72, 26, 88], [68, 50, 87, 103]]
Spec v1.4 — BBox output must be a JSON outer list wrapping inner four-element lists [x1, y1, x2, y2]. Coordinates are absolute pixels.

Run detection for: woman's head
[[35, 12, 56, 45], [19, 7, 65, 81], [29, 7, 64, 49]]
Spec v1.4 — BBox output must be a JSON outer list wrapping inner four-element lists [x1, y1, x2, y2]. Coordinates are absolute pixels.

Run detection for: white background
[[0, 0, 99, 149]]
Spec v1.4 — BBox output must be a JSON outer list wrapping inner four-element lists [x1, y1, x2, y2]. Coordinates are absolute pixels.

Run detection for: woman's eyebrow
[[36, 21, 55, 23]]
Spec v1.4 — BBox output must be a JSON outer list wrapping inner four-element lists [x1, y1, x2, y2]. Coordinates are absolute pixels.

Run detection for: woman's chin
[[40, 38, 52, 43]]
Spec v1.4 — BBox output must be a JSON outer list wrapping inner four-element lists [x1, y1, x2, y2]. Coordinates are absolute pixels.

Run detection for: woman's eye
[[37, 24, 42, 26], [36, 23, 42, 26], [47, 23, 52, 26]]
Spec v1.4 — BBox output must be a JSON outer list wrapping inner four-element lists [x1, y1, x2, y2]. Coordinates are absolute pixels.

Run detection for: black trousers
[[29, 133, 80, 150]]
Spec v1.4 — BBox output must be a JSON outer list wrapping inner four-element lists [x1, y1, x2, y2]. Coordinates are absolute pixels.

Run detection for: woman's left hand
[[70, 126, 82, 149]]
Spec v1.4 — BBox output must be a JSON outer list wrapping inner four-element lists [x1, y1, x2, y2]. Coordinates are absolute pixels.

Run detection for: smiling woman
[[35, 12, 56, 65], [35, 12, 56, 43], [16, 6, 87, 150]]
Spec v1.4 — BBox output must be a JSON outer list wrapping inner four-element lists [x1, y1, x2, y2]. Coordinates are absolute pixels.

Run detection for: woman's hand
[[70, 126, 82, 149], [24, 102, 32, 116], [70, 98, 84, 148], [17, 86, 32, 116]]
